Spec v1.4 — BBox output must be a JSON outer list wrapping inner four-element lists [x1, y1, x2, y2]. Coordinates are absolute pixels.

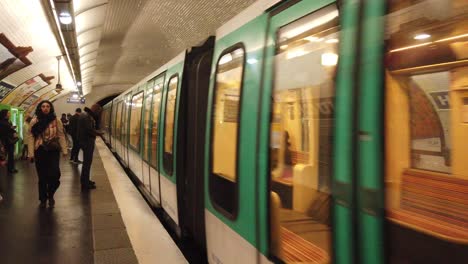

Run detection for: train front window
[[163, 75, 179, 175], [209, 45, 245, 218], [269, 5, 339, 263], [385, 0, 468, 262], [129, 91, 144, 151]]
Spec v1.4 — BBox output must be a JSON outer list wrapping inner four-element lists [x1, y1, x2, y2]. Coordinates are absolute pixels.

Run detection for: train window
[[209, 44, 245, 218], [151, 79, 164, 168], [385, 0, 468, 261], [129, 91, 144, 151], [143, 82, 154, 161], [269, 5, 339, 262], [162, 75, 179, 175]]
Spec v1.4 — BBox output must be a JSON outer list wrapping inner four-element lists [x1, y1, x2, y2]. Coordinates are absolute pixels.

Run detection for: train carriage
[[103, 0, 468, 263]]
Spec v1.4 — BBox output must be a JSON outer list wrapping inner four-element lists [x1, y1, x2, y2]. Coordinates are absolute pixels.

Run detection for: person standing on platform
[[68, 108, 82, 163], [21, 116, 32, 160], [28, 101, 68, 208], [0, 109, 18, 174], [77, 104, 102, 190]]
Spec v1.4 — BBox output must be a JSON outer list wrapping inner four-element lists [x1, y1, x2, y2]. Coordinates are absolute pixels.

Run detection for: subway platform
[[0, 139, 187, 264]]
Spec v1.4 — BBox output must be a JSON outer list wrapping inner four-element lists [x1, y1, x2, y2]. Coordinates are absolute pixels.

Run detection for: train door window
[[143, 82, 154, 161], [269, 5, 339, 262], [151, 79, 164, 168], [384, 0, 468, 262], [115, 101, 123, 140], [162, 75, 179, 175], [129, 91, 144, 151], [209, 45, 245, 218]]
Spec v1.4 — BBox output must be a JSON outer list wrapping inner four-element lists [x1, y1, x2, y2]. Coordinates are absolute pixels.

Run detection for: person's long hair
[[31, 100, 56, 138], [0, 109, 9, 121]]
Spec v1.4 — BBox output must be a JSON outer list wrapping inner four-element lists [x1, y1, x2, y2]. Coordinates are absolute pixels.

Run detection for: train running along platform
[[0, 138, 187, 264]]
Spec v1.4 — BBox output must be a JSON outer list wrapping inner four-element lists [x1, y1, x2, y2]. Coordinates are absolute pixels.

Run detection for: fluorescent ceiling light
[[59, 12, 72, 25], [219, 53, 233, 65], [325, 38, 339, 43], [305, 36, 323, 42], [321, 52, 338, 66], [414, 33, 431, 40], [281, 7, 338, 39], [247, 58, 258, 64]]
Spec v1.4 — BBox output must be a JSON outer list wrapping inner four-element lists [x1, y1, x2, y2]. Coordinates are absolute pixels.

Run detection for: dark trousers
[[6, 144, 14, 172], [70, 136, 80, 161], [80, 141, 95, 186], [34, 147, 61, 201]]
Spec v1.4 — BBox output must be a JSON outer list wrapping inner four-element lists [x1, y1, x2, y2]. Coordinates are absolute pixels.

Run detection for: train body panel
[[101, 0, 468, 263]]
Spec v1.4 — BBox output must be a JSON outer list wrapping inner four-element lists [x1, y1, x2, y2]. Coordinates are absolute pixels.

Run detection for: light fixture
[[325, 38, 339, 44], [321, 52, 338, 66], [414, 33, 431, 40], [305, 36, 323, 42], [247, 58, 258, 64], [59, 12, 72, 25], [286, 49, 307, 60], [219, 53, 233, 65], [76, 81, 81, 86]]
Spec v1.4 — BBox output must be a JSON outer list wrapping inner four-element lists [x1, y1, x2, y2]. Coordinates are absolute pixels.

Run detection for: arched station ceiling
[[0, 0, 256, 114], [83, 0, 256, 103]]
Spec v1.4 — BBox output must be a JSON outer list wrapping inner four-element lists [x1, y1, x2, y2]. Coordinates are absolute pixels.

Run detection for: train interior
[[269, 5, 339, 263], [385, 0, 468, 262]]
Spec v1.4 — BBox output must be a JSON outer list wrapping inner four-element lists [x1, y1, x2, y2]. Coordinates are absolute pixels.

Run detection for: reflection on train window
[[129, 91, 144, 151], [385, 0, 468, 261], [210, 45, 245, 218], [143, 82, 154, 161], [151, 80, 163, 168], [269, 5, 339, 263], [115, 101, 123, 141], [163, 75, 179, 175]]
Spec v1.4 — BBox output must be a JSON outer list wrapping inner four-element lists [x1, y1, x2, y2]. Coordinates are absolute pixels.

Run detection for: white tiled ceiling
[[0, 0, 74, 99], [88, 0, 256, 98], [74, 0, 109, 95]]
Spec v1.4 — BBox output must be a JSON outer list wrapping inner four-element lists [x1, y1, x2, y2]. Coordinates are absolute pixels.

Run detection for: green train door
[[257, 0, 361, 263], [204, 10, 269, 263]]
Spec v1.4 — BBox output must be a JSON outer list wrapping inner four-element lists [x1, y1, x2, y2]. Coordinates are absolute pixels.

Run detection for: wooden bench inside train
[[270, 192, 329, 263], [387, 169, 468, 243]]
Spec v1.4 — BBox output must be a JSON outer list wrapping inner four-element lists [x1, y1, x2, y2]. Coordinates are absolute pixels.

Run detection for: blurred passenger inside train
[[28, 100, 68, 208], [21, 116, 32, 160], [68, 108, 82, 164], [0, 109, 18, 174], [77, 104, 102, 190]]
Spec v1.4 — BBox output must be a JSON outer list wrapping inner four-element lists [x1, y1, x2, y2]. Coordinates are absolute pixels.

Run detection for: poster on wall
[[2, 74, 53, 106], [0, 81, 14, 100], [0, 33, 33, 81], [24, 89, 59, 117]]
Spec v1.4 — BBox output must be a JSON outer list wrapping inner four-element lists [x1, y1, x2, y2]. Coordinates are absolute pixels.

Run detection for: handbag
[[41, 134, 61, 152]]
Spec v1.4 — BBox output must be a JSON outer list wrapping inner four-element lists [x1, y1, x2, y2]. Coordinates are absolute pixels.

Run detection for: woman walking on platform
[[29, 101, 68, 208]]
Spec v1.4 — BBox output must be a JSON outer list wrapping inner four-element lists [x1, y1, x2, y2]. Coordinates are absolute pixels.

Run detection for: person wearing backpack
[[28, 101, 68, 208]]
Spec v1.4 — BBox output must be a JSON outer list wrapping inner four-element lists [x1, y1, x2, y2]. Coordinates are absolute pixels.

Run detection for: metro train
[[100, 0, 468, 263]]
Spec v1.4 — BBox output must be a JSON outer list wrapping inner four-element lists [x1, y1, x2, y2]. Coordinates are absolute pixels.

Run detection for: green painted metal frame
[[159, 60, 185, 184], [204, 13, 269, 248], [356, 0, 386, 263]]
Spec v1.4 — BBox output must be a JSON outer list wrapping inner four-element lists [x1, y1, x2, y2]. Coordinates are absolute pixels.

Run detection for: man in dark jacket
[[68, 108, 82, 163], [77, 104, 102, 190]]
